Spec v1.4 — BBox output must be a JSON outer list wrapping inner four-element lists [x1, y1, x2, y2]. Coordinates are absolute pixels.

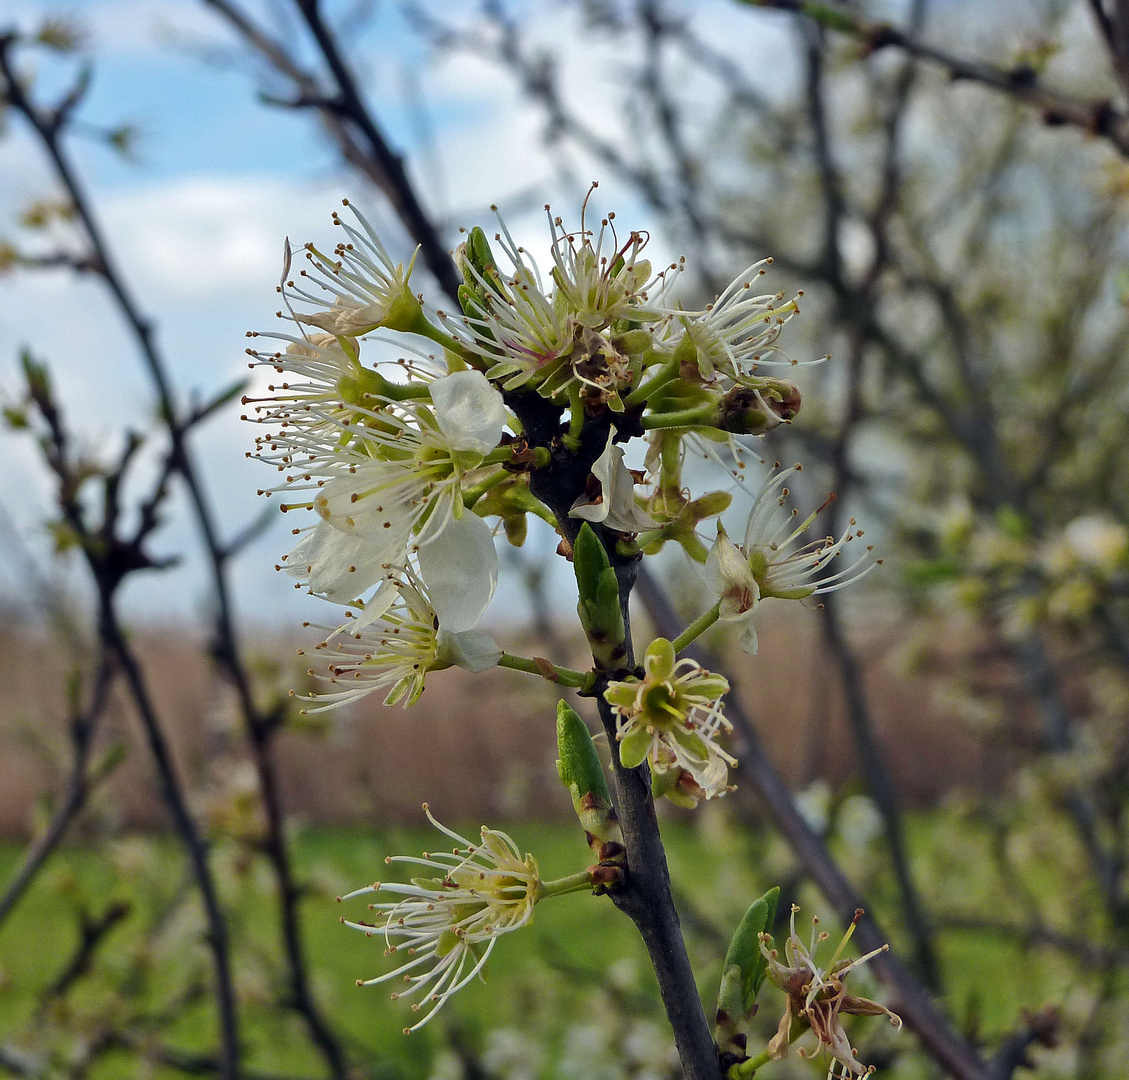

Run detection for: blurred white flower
[[1063, 515, 1128, 572]]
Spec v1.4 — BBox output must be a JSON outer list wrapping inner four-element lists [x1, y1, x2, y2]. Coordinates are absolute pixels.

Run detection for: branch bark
[[748, 0, 1129, 156]]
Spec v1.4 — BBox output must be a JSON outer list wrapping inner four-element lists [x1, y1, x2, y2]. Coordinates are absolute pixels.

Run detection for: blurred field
[[0, 604, 987, 838], [0, 812, 1084, 1080]]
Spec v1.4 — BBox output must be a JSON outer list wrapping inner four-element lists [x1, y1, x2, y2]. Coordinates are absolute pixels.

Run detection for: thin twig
[[40, 900, 131, 1006], [746, 0, 1129, 156], [800, 4, 941, 987], [1, 29, 350, 1078]]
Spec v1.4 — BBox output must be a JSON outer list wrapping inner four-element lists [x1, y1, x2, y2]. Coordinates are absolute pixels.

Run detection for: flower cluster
[[251, 193, 883, 1042], [339, 806, 542, 1032]]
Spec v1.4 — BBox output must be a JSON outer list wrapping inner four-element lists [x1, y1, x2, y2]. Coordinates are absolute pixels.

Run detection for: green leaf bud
[[573, 523, 628, 670], [556, 701, 622, 847], [715, 886, 780, 1057]]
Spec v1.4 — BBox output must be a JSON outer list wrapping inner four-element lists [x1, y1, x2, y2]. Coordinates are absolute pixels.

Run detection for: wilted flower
[[760, 905, 901, 1077], [706, 464, 876, 654], [603, 638, 735, 805], [339, 805, 541, 1031]]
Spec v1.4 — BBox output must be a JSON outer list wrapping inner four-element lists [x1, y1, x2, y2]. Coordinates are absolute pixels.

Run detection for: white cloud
[[96, 175, 349, 301]]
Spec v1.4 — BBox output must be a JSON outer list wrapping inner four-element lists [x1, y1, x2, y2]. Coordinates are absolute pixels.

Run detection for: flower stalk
[[497, 652, 591, 688]]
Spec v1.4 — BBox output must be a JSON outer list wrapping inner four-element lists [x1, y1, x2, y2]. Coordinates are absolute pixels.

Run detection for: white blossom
[[706, 464, 876, 654], [665, 260, 806, 380], [442, 197, 679, 394], [272, 371, 506, 580], [281, 201, 421, 337], [339, 806, 541, 1032], [298, 562, 500, 712]]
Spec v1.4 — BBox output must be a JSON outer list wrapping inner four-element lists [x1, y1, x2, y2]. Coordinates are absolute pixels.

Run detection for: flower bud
[[611, 328, 654, 357]]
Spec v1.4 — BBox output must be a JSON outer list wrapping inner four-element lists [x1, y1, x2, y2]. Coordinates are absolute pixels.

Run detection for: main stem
[[596, 694, 721, 1080], [509, 392, 720, 1080]]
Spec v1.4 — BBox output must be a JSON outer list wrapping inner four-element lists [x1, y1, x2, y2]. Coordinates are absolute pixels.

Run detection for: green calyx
[[380, 285, 425, 336], [642, 488, 733, 562]]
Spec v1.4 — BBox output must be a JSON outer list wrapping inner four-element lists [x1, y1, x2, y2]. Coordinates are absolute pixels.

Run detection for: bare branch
[[3, 26, 352, 1077], [746, 0, 1129, 156]]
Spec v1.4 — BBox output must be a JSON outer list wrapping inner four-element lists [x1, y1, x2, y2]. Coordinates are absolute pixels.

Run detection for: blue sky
[[0, 0, 1021, 628]]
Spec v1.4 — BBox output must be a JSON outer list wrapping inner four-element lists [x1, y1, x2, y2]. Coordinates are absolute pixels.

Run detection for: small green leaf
[[573, 522, 609, 612], [722, 886, 780, 1015], [556, 701, 620, 845]]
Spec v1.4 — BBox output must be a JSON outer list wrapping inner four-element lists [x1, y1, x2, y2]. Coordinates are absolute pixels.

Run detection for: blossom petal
[[416, 512, 498, 632], [705, 530, 757, 605], [314, 467, 420, 551], [569, 428, 658, 533], [284, 522, 393, 603], [429, 370, 507, 455]]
